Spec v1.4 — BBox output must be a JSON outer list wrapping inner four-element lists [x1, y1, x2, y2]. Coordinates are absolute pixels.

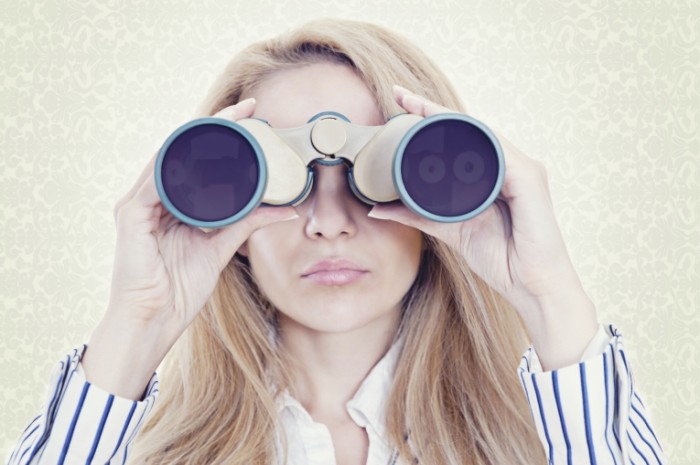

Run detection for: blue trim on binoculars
[[155, 117, 267, 228], [314, 157, 346, 166], [347, 168, 377, 206], [281, 168, 314, 207], [307, 111, 351, 123], [392, 112, 505, 223], [386, 111, 409, 122]]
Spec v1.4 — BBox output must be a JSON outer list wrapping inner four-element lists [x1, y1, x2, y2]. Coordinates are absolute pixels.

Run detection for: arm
[[372, 86, 666, 464], [519, 324, 666, 465], [372, 85, 600, 371], [6, 347, 158, 465], [6, 97, 297, 464]]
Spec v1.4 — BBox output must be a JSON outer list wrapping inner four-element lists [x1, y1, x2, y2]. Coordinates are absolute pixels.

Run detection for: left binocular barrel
[[155, 118, 268, 228]]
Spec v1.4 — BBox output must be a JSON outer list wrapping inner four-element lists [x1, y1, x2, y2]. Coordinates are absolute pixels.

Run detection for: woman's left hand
[[368, 85, 599, 370]]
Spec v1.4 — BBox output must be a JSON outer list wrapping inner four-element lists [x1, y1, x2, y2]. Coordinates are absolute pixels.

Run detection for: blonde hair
[[129, 18, 546, 465]]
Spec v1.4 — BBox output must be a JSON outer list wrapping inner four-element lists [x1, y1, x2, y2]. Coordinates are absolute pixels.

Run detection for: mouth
[[301, 258, 369, 286]]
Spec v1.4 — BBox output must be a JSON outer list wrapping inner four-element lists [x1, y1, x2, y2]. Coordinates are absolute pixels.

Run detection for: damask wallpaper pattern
[[1, 0, 697, 463]]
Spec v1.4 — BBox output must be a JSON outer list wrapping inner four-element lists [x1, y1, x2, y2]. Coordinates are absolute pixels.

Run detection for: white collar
[[277, 338, 403, 437]]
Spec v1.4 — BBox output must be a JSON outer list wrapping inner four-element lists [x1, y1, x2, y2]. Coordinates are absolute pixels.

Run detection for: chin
[[277, 299, 400, 335]]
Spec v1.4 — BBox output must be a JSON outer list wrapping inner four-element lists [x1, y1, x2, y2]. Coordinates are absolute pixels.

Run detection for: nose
[[298, 163, 365, 240]]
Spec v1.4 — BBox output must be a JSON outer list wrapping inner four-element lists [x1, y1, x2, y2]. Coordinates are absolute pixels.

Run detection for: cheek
[[381, 226, 424, 280], [246, 229, 291, 286]]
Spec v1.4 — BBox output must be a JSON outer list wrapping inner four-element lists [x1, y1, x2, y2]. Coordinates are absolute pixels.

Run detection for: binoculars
[[155, 111, 504, 228]]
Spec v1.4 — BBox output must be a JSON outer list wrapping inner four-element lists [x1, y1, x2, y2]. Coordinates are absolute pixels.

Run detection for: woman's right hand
[[81, 98, 298, 399]]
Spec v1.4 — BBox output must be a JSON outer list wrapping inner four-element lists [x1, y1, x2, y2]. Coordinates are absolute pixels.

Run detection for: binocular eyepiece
[[155, 111, 504, 228]]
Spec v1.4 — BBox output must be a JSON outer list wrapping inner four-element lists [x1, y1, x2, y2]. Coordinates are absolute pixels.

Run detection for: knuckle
[[239, 214, 261, 233], [113, 200, 124, 223], [528, 159, 548, 181], [537, 162, 550, 182], [113, 199, 136, 229]]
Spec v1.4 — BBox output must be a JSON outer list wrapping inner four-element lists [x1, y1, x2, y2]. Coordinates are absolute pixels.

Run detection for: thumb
[[207, 206, 298, 269], [368, 203, 442, 237], [369, 203, 482, 254]]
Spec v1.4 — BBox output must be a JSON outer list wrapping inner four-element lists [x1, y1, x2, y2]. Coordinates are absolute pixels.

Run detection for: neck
[[279, 311, 399, 423]]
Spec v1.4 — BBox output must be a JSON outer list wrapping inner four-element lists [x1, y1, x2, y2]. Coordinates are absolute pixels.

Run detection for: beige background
[[1, 0, 697, 463]]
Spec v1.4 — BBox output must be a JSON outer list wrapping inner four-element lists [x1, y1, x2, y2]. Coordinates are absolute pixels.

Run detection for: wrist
[[516, 285, 599, 371], [82, 312, 172, 400]]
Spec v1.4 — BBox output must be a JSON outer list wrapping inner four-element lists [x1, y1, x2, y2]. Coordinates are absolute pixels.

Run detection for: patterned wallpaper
[[1, 0, 697, 463]]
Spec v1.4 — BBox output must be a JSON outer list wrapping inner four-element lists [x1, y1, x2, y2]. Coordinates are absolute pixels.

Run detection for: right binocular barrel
[[393, 113, 504, 222]]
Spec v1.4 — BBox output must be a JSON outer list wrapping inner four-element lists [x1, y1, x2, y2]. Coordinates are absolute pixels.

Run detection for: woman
[[8, 18, 664, 465]]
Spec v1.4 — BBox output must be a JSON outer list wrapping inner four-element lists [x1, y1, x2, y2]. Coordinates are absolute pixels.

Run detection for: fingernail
[[402, 93, 422, 107], [217, 98, 256, 119], [216, 105, 237, 119], [367, 208, 388, 220], [393, 84, 412, 94], [280, 212, 299, 222]]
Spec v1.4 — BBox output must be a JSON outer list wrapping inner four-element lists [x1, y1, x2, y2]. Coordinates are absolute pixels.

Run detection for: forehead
[[249, 62, 384, 128]]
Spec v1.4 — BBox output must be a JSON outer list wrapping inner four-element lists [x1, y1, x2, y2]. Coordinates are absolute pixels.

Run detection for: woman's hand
[[82, 98, 298, 399], [368, 86, 598, 370]]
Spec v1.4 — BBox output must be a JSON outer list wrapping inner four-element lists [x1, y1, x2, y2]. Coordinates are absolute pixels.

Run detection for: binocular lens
[[398, 118, 501, 219], [159, 123, 261, 223]]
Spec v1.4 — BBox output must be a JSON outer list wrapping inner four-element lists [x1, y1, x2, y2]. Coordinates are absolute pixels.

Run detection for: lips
[[301, 258, 369, 286]]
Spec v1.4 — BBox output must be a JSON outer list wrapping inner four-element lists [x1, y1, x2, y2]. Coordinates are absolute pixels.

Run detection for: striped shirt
[[6, 323, 665, 465]]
